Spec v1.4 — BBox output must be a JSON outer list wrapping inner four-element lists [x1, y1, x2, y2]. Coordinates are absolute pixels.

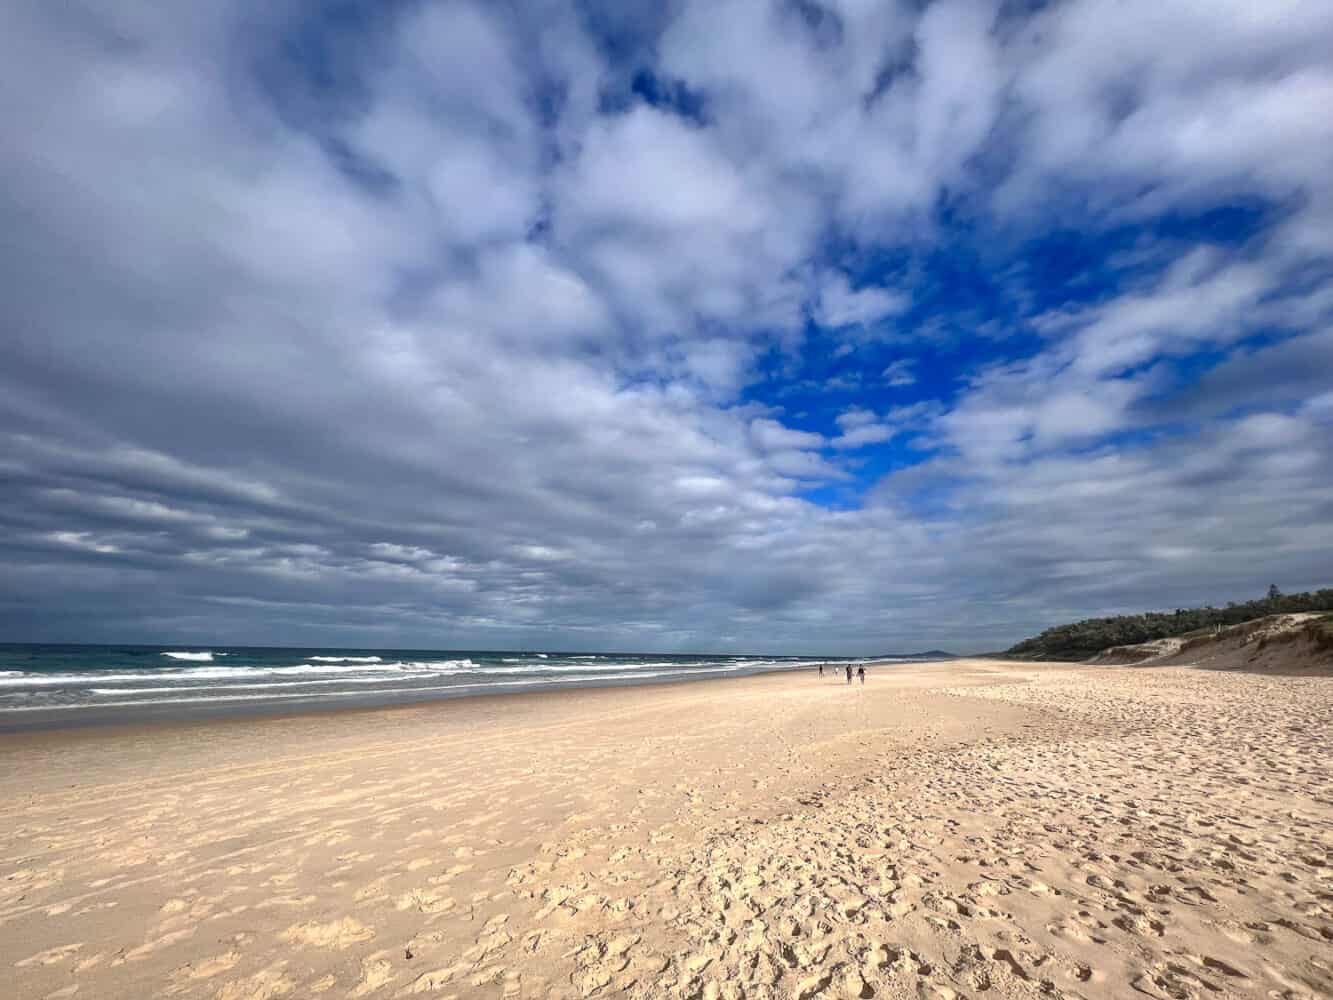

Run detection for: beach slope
[[2, 659, 1330, 999]]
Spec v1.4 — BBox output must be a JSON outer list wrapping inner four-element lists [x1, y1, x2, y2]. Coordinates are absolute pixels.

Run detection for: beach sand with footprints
[[2, 659, 1330, 1000]]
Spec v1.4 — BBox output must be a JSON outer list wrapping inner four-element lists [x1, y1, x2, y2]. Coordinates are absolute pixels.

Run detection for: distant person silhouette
[[819, 663, 824, 676], [845, 664, 852, 684], [857, 666, 865, 684]]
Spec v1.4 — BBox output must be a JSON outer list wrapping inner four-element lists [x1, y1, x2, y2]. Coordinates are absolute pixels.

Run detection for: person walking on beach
[[819, 662, 824, 677], [857, 665, 865, 684], [845, 664, 852, 684]]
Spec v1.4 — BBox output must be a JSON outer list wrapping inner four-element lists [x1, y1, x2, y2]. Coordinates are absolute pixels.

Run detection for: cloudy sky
[[2, 0, 1332, 654]]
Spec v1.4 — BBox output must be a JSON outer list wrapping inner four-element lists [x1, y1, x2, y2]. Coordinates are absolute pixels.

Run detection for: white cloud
[[831, 424, 896, 450], [836, 408, 879, 431], [882, 359, 917, 387], [813, 272, 909, 329], [431, 244, 610, 346], [1003, 0, 1333, 259], [750, 418, 824, 452], [830, 408, 896, 450], [765, 449, 849, 480]]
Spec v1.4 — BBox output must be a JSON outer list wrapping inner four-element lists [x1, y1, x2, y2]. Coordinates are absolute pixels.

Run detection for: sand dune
[[2, 660, 1329, 999], [1088, 613, 1333, 672]]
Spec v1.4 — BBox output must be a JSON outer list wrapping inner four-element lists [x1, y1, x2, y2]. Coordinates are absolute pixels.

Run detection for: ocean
[[0, 644, 910, 730]]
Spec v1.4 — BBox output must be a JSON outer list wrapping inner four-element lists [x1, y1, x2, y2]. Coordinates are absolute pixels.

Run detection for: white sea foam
[[0, 660, 476, 688], [162, 651, 219, 661], [90, 674, 455, 694], [4, 671, 685, 710], [497, 660, 706, 673], [0, 655, 835, 713], [308, 655, 383, 663]]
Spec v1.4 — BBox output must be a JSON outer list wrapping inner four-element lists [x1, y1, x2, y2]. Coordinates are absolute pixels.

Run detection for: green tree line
[[1005, 586, 1333, 660]]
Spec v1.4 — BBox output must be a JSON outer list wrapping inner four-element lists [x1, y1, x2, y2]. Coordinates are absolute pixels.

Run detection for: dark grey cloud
[[1154, 328, 1333, 421]]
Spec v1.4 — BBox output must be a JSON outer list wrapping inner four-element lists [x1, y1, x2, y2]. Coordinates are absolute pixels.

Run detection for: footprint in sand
[[215, 962, 297, 1000], [184, 949, 242, 980], [280, 916, 375, 949], [351, 956, 396, 997], [395, 887, 456, 914], [120, 927, 196, 963], [16, 943, 83, 968]]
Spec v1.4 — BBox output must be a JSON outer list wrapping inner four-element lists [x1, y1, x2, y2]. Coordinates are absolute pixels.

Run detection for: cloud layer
[[2, 0, 1331, 652]]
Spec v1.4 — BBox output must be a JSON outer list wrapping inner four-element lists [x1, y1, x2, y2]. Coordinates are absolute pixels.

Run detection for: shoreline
[[0, 656, 955, 739]]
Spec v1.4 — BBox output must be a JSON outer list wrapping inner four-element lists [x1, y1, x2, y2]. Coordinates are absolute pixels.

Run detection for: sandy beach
[[2, 659, 1330, 1000]]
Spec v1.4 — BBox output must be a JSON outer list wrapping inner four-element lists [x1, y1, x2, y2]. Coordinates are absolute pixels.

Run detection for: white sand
[[2, 659, 1330, 999]]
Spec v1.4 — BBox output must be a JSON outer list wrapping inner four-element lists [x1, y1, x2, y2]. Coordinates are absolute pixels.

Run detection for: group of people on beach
[[817, 662, 865, 684]]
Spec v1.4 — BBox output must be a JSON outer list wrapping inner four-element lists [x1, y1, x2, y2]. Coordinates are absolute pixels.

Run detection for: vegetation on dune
[[1005, 586, 1333, 660], [1295, 613, 1333, 653]]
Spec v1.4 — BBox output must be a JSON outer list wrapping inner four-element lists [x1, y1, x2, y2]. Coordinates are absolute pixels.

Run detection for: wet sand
[[2, 660, 1330, 999]]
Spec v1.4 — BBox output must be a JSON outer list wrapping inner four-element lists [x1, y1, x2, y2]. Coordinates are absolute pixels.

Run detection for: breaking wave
[[0, 646, 852, 720], [0, 660, 477, 688]]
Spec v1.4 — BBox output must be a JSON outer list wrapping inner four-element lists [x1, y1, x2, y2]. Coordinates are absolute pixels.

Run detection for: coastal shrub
[[1307, 614, 1333, 653], [1005, 587, 1333, 660]]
